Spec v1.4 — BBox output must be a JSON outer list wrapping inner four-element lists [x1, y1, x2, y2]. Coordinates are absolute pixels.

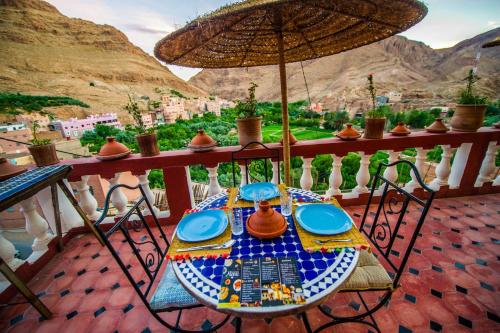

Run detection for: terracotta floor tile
[[91, 309, 123, 333], [107, 286, 136, 309]]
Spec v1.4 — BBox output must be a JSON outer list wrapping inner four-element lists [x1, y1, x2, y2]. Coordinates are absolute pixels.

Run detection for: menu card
[[218, 257, 306, 308]]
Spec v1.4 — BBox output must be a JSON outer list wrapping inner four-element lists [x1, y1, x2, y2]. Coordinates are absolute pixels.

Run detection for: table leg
[[57, 180, 105, 246], [50, 184, 64, 252], [234, 317, 242, 333], [0, 261, 52, 319]]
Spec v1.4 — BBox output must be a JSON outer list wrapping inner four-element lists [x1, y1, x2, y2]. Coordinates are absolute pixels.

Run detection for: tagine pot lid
[[279, 130, 298, 145], [97, 137, 131, 160], [188, 129, 217, 148], [391, 122, 411, 136], [426, 118, 449, 133], [246, 201, 287, 239], [337, 123, 361, 140], [0, 157, 27, 181]]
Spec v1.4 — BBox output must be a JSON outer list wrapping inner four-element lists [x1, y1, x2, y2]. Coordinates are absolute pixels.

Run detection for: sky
[[46, 0, 499, 81]]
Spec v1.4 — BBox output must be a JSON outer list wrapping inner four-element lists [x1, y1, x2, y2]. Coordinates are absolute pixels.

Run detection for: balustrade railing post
[[20, 197, 54, 255], [475, 141, 498, 187], [238, 164, 250, 186], [271, 160, 281, 185], [137, 170, 160, 216], [74, 175, 100, 220], [206, 165, 222, 196], [448, 143, 472, 189], [108, 173, 128, 216], [0, 232, 24, 276], [326, 155, 343, 197], [354, 152, 371, 195], [429, 145, 452, 191], [404, 147, 428, 192], [300, 157, 314, 191], [379, 150, 399, 189]]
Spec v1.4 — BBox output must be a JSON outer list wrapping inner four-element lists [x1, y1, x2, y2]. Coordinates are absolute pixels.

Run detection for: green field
[[262, 125, 332, 143]]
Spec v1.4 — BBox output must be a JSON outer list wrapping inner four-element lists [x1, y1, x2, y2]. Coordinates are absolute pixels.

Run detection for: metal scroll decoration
[[372, 196, 402, 249]]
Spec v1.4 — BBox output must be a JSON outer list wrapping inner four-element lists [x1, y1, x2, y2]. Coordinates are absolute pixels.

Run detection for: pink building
[[49, 113, 122, 139], [308, 102, 323, 113]]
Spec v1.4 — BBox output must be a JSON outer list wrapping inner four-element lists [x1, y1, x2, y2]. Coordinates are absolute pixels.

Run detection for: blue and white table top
[[172, 187, 359, 316]]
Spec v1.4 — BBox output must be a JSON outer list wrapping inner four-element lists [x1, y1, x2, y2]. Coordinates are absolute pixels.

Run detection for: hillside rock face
[[189, 29, 500, 113], [0, 0, 206, 120]]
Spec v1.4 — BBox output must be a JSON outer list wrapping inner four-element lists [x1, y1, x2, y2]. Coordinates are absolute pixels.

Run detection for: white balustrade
[[379, 150, 399, 190], [448, 143, 472, 189], [429, 145, 452, 191], [206, 165, 222, 196], [493, 173, 500, 186], [239, 164, 250, 186], [404, 148, 428, 192], [326, 155, 343, 197], [137, 171, 160, 216], [475, 141, 498, 187], [0, 232, 24, 274], [271, 160, 281, 185], [74, 176, 100, 220], [108, 173, 128, 216], [300, 157, 314, 191], [353, 152, 372, 195], [19, 197, 54, 255]]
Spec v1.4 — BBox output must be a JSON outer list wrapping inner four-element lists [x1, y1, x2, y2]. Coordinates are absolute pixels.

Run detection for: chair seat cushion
[[341, 250, 393, 291], [150, 263, 198, 310]]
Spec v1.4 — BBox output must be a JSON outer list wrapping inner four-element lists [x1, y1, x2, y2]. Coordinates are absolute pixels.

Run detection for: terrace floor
[[1, 194, 499, 333]]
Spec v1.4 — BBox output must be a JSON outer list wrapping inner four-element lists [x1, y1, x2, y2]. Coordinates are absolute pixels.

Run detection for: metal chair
[[231, 141, 281, 186], [305, 160, 436, 333], [93, 184, 231, 333]]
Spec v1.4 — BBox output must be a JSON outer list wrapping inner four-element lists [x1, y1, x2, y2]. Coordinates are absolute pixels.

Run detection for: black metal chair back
[[231, 141, 280, 186], [94, 184, 169, 305], [359, 160, 436, 287]]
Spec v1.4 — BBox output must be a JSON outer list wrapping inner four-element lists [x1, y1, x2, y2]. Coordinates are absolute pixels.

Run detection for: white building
[[0, 122, 27, 132], [388, 91, 402, 103]]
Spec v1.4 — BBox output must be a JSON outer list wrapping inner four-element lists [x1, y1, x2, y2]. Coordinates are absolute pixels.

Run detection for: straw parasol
[[155, 0, 428, 185], [482, 37, 500, 48]]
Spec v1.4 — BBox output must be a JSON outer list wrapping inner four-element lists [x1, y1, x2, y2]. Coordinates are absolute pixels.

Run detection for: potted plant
[[450, 69, 488, 132], [236, 82, 262, 147], [364, 74, 386, 139], [28, 120, 59, 166], [124, 94, 160, 157]]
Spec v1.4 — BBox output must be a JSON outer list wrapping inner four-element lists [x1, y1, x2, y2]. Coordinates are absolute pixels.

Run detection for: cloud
[[123, 23, 172, 35]]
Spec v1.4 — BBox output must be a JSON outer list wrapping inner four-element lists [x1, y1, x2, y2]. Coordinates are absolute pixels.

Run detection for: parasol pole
[[275, 12, 291, 186]]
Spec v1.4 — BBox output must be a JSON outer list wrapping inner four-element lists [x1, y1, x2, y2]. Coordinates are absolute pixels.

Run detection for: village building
[[49, 113, 122, 139]]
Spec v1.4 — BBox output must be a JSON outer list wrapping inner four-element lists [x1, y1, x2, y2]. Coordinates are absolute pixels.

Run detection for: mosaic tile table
[[172, 188, 360, 318]]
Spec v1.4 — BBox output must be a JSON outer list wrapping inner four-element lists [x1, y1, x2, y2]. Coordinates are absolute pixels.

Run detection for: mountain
[[189, 28, 500, 114], [0, 0, 206, 121]]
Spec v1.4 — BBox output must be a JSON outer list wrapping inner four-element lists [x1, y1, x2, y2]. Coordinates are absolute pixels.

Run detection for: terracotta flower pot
[[246, 201, 287, 239], [364, 118, 386, 139], [426, 118, 449, 133], [450, 104, 487, 132], [28, 143, 59, 167], [337, 123, 361, 141], [0, 157, 27, 180], [136, 133, 160, 157], [279, 130, 298, 145], [236, 116, 262, 148]]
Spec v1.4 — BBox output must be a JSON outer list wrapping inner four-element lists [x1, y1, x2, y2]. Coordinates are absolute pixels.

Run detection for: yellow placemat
[[292, 200, 371, 253], [227, 184, 287, 208], [166, 209, 232, 261]]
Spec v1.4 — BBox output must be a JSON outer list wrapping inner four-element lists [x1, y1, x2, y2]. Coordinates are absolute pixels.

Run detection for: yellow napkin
[[166, 209, 232, 260], [227, 183, 287, 208], [292, 199, 371, 253]]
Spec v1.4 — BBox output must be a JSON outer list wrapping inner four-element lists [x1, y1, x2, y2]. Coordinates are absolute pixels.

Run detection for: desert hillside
[[189, 28, 500, 113], [0, 0, 207, 121]]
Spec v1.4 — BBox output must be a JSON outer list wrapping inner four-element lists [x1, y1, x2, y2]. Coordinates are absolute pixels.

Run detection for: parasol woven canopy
[[155, 0, 427, 68], [155, 0, 427, 185]]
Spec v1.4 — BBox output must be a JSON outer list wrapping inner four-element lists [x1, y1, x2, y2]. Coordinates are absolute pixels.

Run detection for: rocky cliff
[[0, 0, 206, 120], [189, 28, 500, 113]]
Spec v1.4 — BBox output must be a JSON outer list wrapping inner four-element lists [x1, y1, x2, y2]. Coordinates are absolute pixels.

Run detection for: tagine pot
[[364, 117, 386, 139], [96, 137, 131, 161], [237, 116, 262, 148], [279, 130, 298, 145], [0, 157, 27, 181], [426, 118, 449, 133], [246, 201, 287, 239], [136, 133, 160, 157], [450, 104, 487, 132], [28, 143, 59, 167], [390, 122, 411, 136], [188, 129, 218, 152], [336, 123, 361, 141]]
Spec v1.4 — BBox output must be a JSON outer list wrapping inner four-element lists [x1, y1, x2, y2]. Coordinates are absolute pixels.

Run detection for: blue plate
[[240, 182, 280, 201], [295, 204, 353, 235], [176, 210, 228, 242]]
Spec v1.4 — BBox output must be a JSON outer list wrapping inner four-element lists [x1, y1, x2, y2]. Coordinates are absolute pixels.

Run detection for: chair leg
[[313, 290, 392, 333], [234, 317, 242, 333], [301, 312, 313, 333]]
